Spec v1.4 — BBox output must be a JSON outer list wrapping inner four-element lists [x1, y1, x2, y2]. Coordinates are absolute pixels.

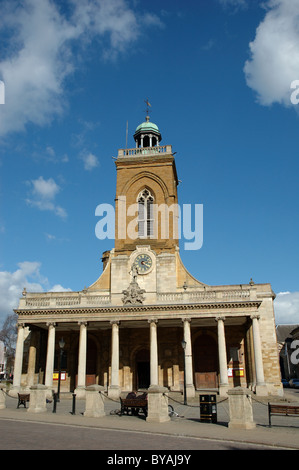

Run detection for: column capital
[[148, 318, 158, 325], [78, 321, 88, 326], [215, 316, 226, 322], [110, 320, 120, 326], [181, 317, 191, 324], [46, 322, 56, 328], [250, 314, 260, 320], [17, 322, 26, 329]]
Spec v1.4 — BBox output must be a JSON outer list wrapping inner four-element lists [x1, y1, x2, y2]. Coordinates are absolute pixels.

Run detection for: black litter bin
[[199, 394, 217, 423]]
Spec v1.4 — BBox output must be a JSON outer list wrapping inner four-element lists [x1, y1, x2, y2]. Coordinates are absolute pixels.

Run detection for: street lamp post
[[181, 339, 187, 405], [57, 337, 65, 402]]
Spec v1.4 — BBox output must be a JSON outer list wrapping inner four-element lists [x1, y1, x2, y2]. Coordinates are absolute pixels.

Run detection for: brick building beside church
[[13, 114, 282, 398]]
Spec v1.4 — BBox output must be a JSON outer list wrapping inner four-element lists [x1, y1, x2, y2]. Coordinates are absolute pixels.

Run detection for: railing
[[24, 294, 111, 308], [118, 145, 172, 158], [157, 290, 251, 303], [20, 288, 252, 310]]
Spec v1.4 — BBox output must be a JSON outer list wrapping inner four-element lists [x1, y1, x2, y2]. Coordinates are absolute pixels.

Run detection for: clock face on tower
[[134, 253, 153, 274]]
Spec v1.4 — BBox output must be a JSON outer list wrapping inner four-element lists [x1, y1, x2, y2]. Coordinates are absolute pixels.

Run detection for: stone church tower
[[14, 113, 283, 399]]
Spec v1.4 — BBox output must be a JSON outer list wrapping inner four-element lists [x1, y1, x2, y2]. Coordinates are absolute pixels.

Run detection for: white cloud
[[0, 0, 162, 137], [0, 0, 73, 136], [31, 176, 60, 199], [49, 284, 72, 292], [0, 261, 70, 324], [26, 176, 67, 218], [81, 152, 99, 171], [244, 0, 299, 107], [274, 291, 299, 324], [45, 233, 56, 241]]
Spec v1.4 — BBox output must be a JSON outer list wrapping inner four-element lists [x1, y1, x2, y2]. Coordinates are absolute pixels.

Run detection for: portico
[[14, 285, 276, 397]]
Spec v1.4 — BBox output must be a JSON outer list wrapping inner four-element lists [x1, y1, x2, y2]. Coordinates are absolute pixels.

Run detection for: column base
[[186, 384, 195, 399], [219, 383, 229, 396], [227, 387, 256, 430], [74, 386, 86, 399], [84, 385, 106, 418], [255, 383, 268, 396], [108, 385, 121, 400], [27, 385, 48, 414], [146, 386, 170, 423]]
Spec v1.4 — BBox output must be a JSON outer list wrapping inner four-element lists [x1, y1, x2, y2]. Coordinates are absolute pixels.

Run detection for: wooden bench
[[120, 397, 148, 417], [17, 393, 30, 409], [268, 403, 299, 427]]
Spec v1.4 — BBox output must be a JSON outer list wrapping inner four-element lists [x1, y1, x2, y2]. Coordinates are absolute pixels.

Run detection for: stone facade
[[13, 116, 283, 398]]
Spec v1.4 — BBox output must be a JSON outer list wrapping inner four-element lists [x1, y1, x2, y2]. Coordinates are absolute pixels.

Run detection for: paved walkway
[[1, 388, 299, 450]]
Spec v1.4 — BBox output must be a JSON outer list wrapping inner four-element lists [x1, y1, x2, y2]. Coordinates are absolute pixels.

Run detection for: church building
[[14, 113, 282, 398]]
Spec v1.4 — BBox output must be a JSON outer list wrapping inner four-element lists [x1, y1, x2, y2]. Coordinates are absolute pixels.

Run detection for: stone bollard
[[27, 385, 48, 414], [84, 385, 106, 418], [0, 388, 6, 409], [146, 385, 170, 423], [227, 387, 256, 430]]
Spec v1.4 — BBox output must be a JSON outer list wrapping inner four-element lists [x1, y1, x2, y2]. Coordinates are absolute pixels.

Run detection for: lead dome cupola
[[133, 115, 162, 148]]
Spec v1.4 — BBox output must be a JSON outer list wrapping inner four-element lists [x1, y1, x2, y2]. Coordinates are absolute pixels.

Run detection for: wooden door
[[194, 334, 218, 389], [195, 372, 217, 389]]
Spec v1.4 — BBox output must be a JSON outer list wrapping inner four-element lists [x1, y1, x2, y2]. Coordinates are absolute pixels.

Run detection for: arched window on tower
[[137, 189, 154, 238]]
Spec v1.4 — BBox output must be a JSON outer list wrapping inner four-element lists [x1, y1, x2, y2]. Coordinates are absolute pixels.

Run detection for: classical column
[[251, 315, 268, 396], [182, 318, 195, 398], [108, 320, 120, 399], [149, 319, 158, 387], [27, 327, 39, 387], [75, 321, 88, 397], [216, 316, 229, 396], [45, 322, 56, 389], [12, 323, 26, 390]]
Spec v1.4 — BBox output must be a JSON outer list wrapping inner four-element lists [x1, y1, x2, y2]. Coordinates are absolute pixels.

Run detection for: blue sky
[[0, 0, 299, 325]]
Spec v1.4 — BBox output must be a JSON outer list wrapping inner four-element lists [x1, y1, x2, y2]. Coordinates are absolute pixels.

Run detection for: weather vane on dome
[[144, 98, 151, 119]]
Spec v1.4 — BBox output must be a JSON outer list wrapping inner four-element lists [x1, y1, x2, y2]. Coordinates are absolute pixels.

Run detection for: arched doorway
[[193, 334, 218, 389], [135, 349, 150, 390]]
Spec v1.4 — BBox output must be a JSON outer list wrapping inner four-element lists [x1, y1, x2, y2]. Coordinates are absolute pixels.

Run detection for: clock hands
[[141, 261, 150, 267], [134, 254, 152, 273]]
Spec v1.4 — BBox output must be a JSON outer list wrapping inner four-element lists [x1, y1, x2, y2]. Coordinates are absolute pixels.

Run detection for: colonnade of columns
[[136, 134, 158, 148], [12, 315, 268, 397]]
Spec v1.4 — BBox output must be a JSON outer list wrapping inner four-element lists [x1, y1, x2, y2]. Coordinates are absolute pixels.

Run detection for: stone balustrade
[[18, 287, 254, 310], [157, 289, 252, 303], [118, 145, 172, 158], [20, 293, 111, 309]]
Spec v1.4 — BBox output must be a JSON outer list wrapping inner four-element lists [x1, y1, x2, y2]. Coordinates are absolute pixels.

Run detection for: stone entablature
[[16, 301, 261, 318], [15, 298, 262, 330]]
